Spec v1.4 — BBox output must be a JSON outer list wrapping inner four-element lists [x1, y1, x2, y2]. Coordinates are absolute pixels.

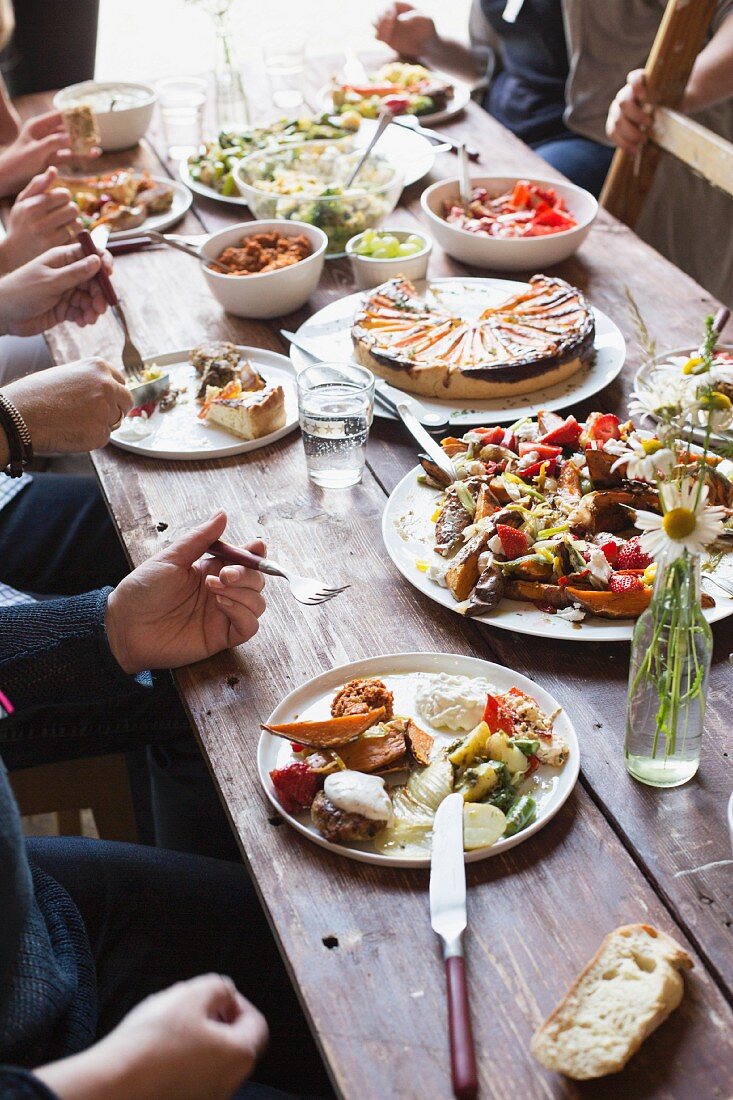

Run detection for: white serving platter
[[382, 467, 733, 641], [290, 277, 626, 427]]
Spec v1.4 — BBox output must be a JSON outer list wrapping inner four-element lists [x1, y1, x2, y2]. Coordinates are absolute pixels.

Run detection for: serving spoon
[[344, 108, 393, 188]]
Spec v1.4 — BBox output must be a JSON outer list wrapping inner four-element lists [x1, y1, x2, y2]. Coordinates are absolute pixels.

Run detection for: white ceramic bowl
[[54, 81, 157, 152], [420, 175, 597, 272], [345, 228, 432, 290], [199, 220, 328, 320]]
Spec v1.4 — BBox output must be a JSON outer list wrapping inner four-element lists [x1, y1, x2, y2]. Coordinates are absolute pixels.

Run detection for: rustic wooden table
[[14, 60, 733, 1099]]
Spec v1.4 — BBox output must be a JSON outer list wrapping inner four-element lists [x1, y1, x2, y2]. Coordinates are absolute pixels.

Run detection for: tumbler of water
[[157, 77, 207, 160], [297, 364, 375, 488], [262, 32, 306, 112]]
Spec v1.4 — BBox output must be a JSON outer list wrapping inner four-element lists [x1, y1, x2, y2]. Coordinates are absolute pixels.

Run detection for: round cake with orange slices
[[351, 274, 595, 399]]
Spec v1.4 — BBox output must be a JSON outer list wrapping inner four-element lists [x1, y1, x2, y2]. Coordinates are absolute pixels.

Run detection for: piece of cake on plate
[[199, 379, 286, 440]]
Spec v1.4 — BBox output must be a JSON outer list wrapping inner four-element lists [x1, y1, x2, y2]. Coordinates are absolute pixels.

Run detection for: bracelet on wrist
[[0, 393, 33, 477]]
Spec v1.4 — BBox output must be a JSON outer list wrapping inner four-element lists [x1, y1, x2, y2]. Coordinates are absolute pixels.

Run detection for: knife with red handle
[[430, 792, 478, 1099]]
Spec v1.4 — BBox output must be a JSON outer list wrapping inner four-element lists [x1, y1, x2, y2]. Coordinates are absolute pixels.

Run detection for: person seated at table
[[374, 0, 733, 217], [0, 245, 239, 859], [605, 24, 733, 305], [0, 515, 331, 1100]]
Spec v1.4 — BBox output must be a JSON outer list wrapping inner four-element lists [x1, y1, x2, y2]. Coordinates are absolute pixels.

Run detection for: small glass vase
[[625, 553, 712, 787], [213, 11, 249, 131]]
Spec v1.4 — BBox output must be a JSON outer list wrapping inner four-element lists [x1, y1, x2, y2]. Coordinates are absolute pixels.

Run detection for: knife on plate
[[397, 401, 455, 482], [430, 792, 478, 1100]]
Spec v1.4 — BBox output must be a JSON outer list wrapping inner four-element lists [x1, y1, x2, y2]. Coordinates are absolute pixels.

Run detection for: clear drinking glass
[[157, 77, 207, 160], [297, 364, 375, 488], [262, 32, 306, 112]]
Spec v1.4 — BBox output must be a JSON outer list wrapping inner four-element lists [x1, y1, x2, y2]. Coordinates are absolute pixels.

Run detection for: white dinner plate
[[110, 346, 298, 460], [316, 76, 473, 127], [382, 466, 733, 641], [179, 118, 436, 206], [633, 344, 733, 448], [106, 175, 191, 237], [258, 651, 580, 868], [289, 277, 626, 427]]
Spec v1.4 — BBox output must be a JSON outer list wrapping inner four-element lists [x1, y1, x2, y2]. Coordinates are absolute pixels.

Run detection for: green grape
[[397, 242, 419, 256]]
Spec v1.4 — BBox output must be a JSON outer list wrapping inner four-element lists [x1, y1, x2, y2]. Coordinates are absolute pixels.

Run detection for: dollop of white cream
[[586, 547, 612, 589], [114, 414, 155, 441], [415, 673, 493, 731], [426, 561, 449, 587], [323, 771, 393, 822]]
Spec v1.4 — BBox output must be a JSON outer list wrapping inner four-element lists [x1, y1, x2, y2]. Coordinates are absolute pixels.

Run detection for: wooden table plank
[[14, 73, 733, 1098]]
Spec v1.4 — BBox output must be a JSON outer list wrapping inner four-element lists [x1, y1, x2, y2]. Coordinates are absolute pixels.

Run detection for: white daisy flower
[[631, 480, 727, 561], [610, 432, 675, 482], [694, 389, 733, 432]]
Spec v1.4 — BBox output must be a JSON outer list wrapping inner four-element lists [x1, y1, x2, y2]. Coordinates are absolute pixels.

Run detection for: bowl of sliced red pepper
[[420, 175, 597, 272]]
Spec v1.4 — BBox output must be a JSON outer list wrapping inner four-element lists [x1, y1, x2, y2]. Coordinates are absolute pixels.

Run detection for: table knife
[[396, 401, 455, 482], [430, 792, 478, 1100], [280, 328, 448, 429]]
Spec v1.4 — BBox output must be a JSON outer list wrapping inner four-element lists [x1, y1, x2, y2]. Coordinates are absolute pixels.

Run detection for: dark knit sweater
[[0, 589, 150, 1098]]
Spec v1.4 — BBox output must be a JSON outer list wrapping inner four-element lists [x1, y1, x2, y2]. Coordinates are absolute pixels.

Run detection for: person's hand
[[0, 166, 82, 272], [35, 974, 268, 1100], [0, 110, 94, 197], [0, 242, 113, 336], [105, 513, 267, 674], [606, 68, 654, 155], [374, 2, 437, 58], [4, 358, 132, 454]]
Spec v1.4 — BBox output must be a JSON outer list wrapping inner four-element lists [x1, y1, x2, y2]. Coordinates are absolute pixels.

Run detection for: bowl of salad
[[184, 115, 359, 200], [234, 141, 403, 257], [420, 176, 597, 271]]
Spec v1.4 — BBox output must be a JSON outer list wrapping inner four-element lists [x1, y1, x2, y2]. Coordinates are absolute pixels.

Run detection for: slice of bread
[[531, 924, 692, 1080]]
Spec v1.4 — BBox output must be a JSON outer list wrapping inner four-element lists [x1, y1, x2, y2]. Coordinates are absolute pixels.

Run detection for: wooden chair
[[12, 754, 138, 842], [600, 0, 733, 227]]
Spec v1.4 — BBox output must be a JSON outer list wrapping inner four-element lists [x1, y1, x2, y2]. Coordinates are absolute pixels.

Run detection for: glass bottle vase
[[624, 553, 712, 787], [213, 11, 249, 131]]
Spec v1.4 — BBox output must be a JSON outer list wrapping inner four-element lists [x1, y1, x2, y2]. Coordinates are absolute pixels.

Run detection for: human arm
[[373, 2, 485, 82], [0, 358, 133, 467], [0, 112, 78, 198], [33, 975, 268, 1100], [0, 514, 266, 708], [0, 167, 82, 273], [0, 76, 21, 144], [606, 12, 733, 153], [0, 243, 113, 337]]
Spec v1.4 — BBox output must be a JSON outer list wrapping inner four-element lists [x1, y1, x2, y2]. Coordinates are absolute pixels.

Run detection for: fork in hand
[[77, 228, 145, 383], [208, 540, 350, 606]]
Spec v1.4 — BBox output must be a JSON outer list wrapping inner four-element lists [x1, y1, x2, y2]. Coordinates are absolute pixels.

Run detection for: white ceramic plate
[[633, 344, 733, 448], [316, 76, 473, 127], [382, 466, 733, 642], [258, 651, 580, 868], [110, 346, 298, 460], [104, 175, 191, 237], [290, 277, 626, 426], [179, 118, 436, 205]]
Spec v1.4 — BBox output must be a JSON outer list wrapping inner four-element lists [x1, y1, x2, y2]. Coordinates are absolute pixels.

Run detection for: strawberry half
[[616, 536, 652, 571], [496, 524, 529, 560], [270, 762, 318, 814], [609, 573, 645, 594]]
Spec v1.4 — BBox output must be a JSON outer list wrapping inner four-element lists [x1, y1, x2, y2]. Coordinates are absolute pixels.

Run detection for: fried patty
[[331, 678, 394, 720]]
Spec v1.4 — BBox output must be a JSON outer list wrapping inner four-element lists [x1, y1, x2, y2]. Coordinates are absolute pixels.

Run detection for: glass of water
[[157, 77, 207, 160], [262, 32, 306, 112], [298, 364, 375, 489]]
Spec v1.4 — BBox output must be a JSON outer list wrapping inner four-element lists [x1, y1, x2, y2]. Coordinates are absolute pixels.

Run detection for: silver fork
[[207, 540, 349, 606], [77, 229, 144, 385]]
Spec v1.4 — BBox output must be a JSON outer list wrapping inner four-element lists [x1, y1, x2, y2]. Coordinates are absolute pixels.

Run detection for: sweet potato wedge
[[568, 489, 660, 535], [405, 719, 434, 766], [584, 448, 623, 487], [565, 586, 651, 619], [505, 580, 569, 609], [474, 483, 500, 522], [335, 727, 407, 772], [261, 707, 386, 747], [446, 531, 490, 601], [511, 558, 554, 582]]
